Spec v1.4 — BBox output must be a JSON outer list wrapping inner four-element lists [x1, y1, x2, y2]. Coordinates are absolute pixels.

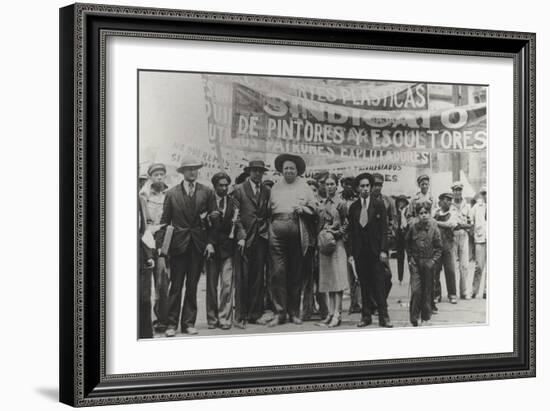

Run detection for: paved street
[[152, 257, 486, 339]]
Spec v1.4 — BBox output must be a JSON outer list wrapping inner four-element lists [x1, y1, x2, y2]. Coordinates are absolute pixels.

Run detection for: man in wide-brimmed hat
[[267, 153, 318, 327], [347, 172, 393, 328], [231, 159, 271, 328], [156, 155, 218, 336]]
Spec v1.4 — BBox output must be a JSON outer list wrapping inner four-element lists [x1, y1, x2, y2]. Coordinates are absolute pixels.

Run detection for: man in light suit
[[156, 156, 218, 336], [347, 173, 393, 328], [231, 160, 271, 328]]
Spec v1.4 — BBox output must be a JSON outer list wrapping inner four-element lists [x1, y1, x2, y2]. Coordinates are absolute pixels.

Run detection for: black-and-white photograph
[[138, 71, 488, 338]]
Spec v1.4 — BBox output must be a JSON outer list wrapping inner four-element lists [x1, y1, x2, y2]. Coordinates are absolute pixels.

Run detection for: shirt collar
[[248, 178, 260, 190]]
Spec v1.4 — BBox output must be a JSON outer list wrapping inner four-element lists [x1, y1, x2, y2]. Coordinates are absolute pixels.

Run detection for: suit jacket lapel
[[178, 182, 195, 222], [368, 198, 377, 223], [243, 180, 258, 206], [223, 197, 233, 223]]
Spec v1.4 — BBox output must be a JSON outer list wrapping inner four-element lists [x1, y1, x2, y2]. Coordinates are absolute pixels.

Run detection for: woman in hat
[[268, 153, 318, 326], [316, 174, 348, 328]]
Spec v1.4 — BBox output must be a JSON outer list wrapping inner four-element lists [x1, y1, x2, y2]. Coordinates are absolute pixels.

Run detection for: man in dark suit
[[231, 159, 271, 328], [205, 172, 246, 330], [156, 156, 218, 336], [347, 173, 393, 328]]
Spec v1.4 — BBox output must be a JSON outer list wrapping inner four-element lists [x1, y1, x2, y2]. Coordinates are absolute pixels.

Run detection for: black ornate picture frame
[[59, 3, 535, 407]]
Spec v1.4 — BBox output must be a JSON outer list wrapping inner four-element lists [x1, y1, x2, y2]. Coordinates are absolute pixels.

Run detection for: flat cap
[[417, 174, 430, 185], [451, 181, 464, 190], [147, 163, 166, 176]]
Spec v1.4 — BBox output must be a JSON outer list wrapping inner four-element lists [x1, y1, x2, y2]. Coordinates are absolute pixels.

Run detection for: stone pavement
[[152, 258, 487, 339]]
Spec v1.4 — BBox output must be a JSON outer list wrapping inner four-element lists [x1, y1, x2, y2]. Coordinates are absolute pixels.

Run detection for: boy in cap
[[433, 193, 458, 308], [139, 163, 169, 333], [407, 174, 433, 223], [406, 201, 443, 326]]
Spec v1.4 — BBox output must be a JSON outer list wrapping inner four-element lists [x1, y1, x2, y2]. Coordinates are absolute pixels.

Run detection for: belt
[[272, 212, 298, 221]]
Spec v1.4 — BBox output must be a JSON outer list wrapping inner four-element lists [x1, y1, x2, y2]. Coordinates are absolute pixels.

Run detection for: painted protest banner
[[228, 82, 487, 158], [201, 74, 486, 194]]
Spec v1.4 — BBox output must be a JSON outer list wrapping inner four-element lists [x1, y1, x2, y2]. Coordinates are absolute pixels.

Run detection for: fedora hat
[[243, 159, 268, 173], [274, 153, 306, 176], [176, 155, 203, 173]]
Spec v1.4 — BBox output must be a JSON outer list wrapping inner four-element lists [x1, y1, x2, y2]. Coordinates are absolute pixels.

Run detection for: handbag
[[318, 229, 337, 256]]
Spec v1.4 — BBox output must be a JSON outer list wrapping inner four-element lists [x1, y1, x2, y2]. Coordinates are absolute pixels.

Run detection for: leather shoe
[[357, 317, 373, 327], [234, 320, 246, 329], [165, 327, 176, 337], [267, 317, 280, 327], [207, 322, 218, 329], [289, 316, 303, 325], [328, 314, 341, 328], [411, 319, 418, 327], [379, 318, 393, 328], [182, 327, 198, 335], [220, 324, 231, 330], [315, 315, 332, 327]]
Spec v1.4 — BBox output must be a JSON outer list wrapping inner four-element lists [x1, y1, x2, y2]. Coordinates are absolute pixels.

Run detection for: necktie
[[360, 198, 368, 227], [219, 196, 225, 215], [188, 182, 194, 197], [254, 183, 260, 201], [400, 208, 407, 229]]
